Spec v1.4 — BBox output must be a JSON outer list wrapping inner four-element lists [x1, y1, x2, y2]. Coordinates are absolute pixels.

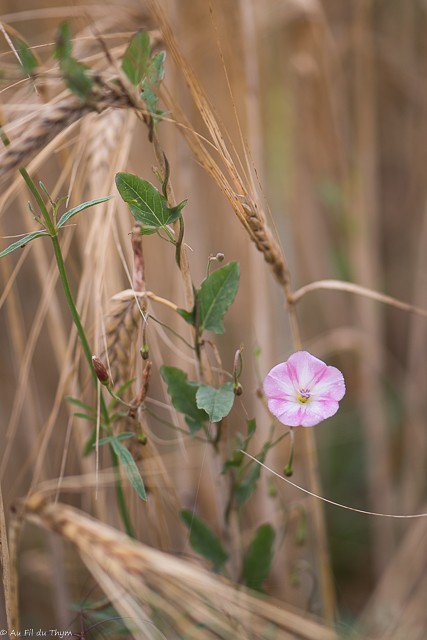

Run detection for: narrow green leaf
[[65, 396, 94, 413], [121, 31, 151, 86], [72, 412, 96, 423], [56, 196, 113, 228], [242, 524, 275, 591], [96, 432, 135, 447], [196, 382, 234, 423], [15, 39, 38, 75], [0, 230, 48, 259], [198, 262, 240, 334], [160, 366, 207, 435], [54, 22, 73, 61], [115, 173, 185, 232], [110, 438, 147, 501], [180, 510, 228, 572], [114, 431, 136, 441]]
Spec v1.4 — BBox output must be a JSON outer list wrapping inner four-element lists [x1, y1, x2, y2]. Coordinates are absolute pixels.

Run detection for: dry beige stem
[[150, 0, 291, 291], [22, 494, 338, 640]]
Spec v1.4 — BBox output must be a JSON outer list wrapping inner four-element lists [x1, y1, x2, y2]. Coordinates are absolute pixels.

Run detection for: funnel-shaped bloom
[[264, 351, 345, 427]]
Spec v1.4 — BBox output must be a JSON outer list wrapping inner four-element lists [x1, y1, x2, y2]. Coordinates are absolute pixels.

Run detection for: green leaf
[[60, 57, 93, 100], [222, 422, 256, 472], [223, 449, 244, 471], [54, 24, 93, 99], [56, 196, 113, 228], [242, 524, 275, 591], [160, 366, 207, 435], [115, 173, 186, 233], [15, 39, 38, 75], [196, 382, 234, 423], [147, 51, 166, 86], [198, 262, 239, 333], [179, 262, 240, 334], [180, 510, 228, 572], [235, 446, 268, 506], [121, 31, 151, 86], [0, 230, 49, 259], [97, 432, 135, 446], [72, 412, 96, 423], [176, 307, 195, 325], [110, 438, 147, 501], [141, 51, 167, 120], [65, 396, 94, 413], [54, 22, 73, 61], [247, 418, 257, 439]]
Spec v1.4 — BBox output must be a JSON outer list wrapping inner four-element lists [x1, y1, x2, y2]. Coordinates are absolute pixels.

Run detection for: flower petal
[[263, 361, 297, 399], [286, 351, 328, 390], [312, 365, 346, 402], [267, 396, 340, 427], [267, 397, 307, 427]]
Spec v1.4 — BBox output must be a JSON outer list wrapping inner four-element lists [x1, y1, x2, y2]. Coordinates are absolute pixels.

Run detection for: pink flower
[[263, 351, 345, 427]]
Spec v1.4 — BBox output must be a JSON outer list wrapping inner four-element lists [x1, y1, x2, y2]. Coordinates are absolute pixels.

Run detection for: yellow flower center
[[297, 389, 311, 404]]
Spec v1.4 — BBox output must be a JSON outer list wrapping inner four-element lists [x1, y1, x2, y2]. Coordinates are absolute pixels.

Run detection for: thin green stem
[[0, 127, 135, 536], [51, 223, 135, 537], [284, 428, 295, 477]]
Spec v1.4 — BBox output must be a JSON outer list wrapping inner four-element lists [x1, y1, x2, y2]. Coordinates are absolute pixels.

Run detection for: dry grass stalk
[[357, 509, 427, 639], [350, 0, 395, 574], [0, 483, 13, 629], [22, 493, 338, 640], [149, 0, 290, 292]]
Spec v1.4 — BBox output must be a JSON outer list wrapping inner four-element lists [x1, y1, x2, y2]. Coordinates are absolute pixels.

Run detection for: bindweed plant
[[0, 16, 353, 637]]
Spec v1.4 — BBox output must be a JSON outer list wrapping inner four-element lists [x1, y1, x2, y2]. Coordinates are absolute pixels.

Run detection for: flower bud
[[92, 355, 110, 386]]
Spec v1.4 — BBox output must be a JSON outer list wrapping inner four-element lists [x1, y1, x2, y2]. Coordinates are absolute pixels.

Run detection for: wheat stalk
[[21, 493, 338, 640], [0, 78, 135, 182]]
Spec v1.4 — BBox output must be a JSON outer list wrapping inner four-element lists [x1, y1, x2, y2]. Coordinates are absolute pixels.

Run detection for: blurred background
[[1, 0, 427, 637]]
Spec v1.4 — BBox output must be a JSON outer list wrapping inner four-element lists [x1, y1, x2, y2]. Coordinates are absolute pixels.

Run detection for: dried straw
[[0, 78, 133, 182], [22, 493, 338, 640]]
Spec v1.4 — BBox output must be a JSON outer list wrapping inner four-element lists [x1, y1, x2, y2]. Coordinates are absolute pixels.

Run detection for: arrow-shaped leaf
[[242, 524, 275, 591], [160, 366, 207, 435], [0, 230, 49, 259], [180, 509, 228, 572], [56, 196, 113, 228], [178, 262, 240, 334], [196, 382, 234, 423], [121, 31, 151, 86], [115, 173, 186, 233], [198, 262, 239, 333]]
